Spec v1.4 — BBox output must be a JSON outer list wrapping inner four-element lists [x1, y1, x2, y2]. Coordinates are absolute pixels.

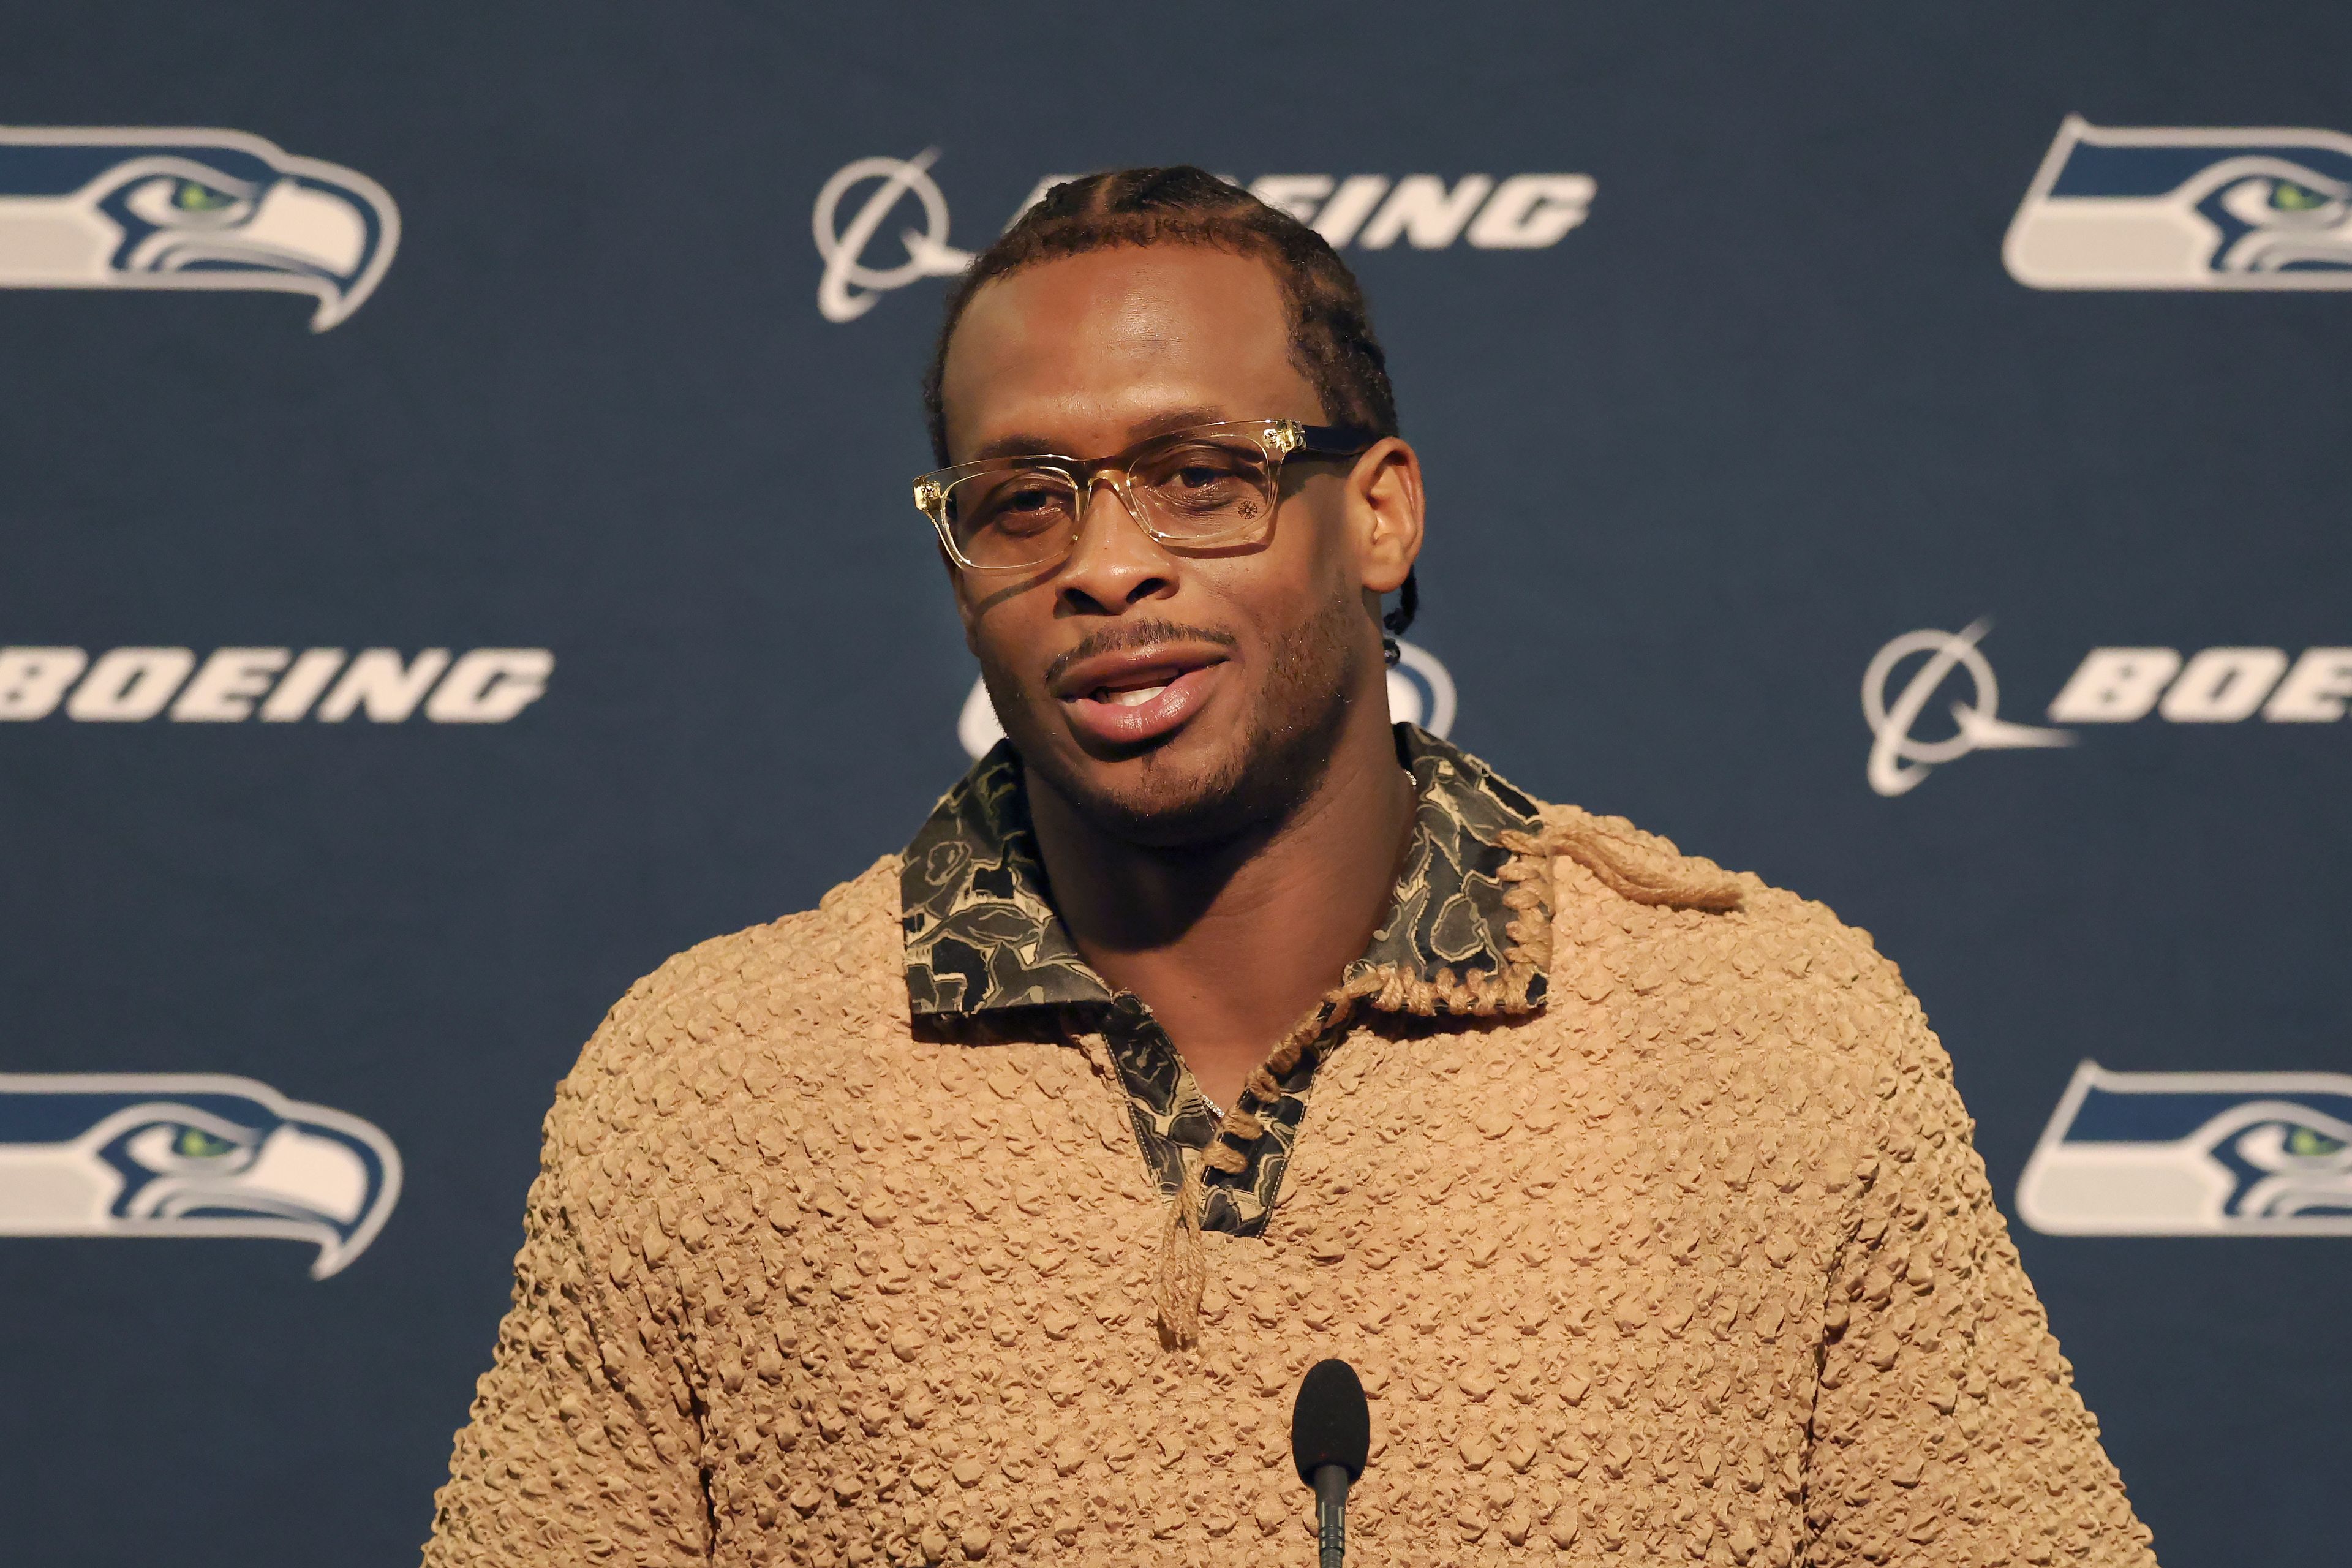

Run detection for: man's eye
[[1140, 445, 1255, 489], [974, 485, 1072, 536]]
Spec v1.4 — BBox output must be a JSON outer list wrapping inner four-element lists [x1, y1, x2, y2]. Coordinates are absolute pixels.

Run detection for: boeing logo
[[0, 646, 553, 724], [813, 149, 973, 324], [957, 639, 1457, 760], [2005, 116, 2352, 290], [1862, 622, 2072, 798], [2019, 1062, 2352, 1237], [0, 1073, 402, 1276], [0, 126, 400, 329], [815, 153, 1596, 323], [1863, 625, 2352, 795]]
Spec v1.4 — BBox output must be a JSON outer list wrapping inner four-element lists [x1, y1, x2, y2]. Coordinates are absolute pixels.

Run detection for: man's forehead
[[940, 245, 1315, 458]]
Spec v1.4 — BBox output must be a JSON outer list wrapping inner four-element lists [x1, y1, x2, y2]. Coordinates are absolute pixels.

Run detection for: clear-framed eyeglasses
[[911, 418, 1375, 574]]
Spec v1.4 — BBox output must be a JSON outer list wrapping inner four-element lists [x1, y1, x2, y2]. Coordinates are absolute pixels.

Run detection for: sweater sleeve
[[421, 1042, 711, 1567], [1802, 989, 2158, 1568]]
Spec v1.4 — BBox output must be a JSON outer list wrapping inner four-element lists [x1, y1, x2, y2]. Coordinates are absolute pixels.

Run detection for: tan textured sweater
[[424, 767, 2156, 1567]]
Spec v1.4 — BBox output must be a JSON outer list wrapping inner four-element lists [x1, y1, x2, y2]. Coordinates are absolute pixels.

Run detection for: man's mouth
[[1050, 645, 1231, 747]]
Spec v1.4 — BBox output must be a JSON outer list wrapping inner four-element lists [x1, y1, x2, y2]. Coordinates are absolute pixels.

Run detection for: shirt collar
[[900, 724, 1551, 1020]]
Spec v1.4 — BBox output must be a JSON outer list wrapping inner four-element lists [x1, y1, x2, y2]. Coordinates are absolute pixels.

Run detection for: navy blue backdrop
[[3, 3, 2348, 1562]]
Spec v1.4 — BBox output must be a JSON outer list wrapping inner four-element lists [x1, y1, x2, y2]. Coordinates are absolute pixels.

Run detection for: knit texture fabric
[[423, 778, 2157, 1567]]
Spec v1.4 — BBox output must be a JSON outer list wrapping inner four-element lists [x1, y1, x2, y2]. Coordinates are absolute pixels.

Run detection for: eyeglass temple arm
[[1290, 423, 1381, 457]]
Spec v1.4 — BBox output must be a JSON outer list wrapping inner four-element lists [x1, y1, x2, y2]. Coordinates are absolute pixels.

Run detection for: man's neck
[[1025, 708, 1416, 1113]]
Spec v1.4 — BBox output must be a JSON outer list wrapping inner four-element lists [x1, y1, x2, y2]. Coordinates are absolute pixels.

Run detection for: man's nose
[[1054, 477, 1174, 612]]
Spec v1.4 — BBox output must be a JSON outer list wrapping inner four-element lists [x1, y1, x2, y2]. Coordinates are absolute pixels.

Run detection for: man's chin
[[1031, 729, 1269, 849]]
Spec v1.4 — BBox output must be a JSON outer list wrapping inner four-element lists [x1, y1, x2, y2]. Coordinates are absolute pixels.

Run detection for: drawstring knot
[[1156, 1150, 1206, 1350]]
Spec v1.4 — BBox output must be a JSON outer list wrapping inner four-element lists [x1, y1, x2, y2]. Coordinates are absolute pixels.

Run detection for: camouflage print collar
[[900, 725, 1550, 1020], [899, 724, 1552, 1236], [900, 739, 1110, 1016], [1346, 726, 1553, 1012]]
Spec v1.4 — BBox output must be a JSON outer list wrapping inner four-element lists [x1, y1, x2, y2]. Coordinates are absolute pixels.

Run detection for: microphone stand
[[1311, 1460, 1351, 1568]]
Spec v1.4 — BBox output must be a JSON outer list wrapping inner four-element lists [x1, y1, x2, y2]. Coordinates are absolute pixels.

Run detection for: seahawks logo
[[0, 126, 399, 329], [2018, 1061, 2352, 1236], [2005, 116, 2352, 289], [0, 1073, 402, 1276]]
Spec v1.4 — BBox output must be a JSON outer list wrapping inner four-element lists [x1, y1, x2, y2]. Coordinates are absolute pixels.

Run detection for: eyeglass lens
[[944, 432, 1278, 570]]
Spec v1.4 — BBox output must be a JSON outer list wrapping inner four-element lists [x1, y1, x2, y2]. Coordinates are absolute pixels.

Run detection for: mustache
[[1041, 620, 1240, 688]]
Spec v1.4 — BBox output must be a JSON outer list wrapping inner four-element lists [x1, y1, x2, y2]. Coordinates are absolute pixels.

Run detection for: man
[[424, 168, 2157, 1567]]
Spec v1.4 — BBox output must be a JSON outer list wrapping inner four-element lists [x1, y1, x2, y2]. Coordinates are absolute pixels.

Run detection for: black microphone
[[1291, 1359, 1370, 1568]]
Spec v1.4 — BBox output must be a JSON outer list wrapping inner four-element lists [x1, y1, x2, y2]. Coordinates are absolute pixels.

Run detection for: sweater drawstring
[[1514, 812, 1743, 913], [1061, 1022, 1208, 1350], [1156, 1148, 1206, 1349]]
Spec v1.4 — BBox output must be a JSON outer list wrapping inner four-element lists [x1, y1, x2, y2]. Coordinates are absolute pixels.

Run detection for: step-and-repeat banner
[[3, 4, 2345, 1563]]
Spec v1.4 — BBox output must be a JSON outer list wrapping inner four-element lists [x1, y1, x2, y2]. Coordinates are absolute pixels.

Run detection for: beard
[[979, 585, 1372, 851]]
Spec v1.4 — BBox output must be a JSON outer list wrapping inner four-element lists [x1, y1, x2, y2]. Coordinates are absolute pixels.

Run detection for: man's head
[[924, 167, 1425, 848]]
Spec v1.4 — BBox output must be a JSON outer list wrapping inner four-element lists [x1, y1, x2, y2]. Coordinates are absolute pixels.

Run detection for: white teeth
[[1102, 684, 1168, 708]]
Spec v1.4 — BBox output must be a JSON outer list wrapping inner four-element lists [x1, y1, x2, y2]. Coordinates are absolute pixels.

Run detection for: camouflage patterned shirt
[[900, 725, 1549, 1234]]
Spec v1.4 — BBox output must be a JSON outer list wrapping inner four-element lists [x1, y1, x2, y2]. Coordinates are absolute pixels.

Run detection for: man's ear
[[1344, 436, 1425, 596]]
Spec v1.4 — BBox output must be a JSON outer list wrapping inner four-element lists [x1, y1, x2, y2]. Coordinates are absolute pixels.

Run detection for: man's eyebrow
[[1125, 407, 1224, 440], [968, 432, 1067, 462], [964, 408, 1229, 464]]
